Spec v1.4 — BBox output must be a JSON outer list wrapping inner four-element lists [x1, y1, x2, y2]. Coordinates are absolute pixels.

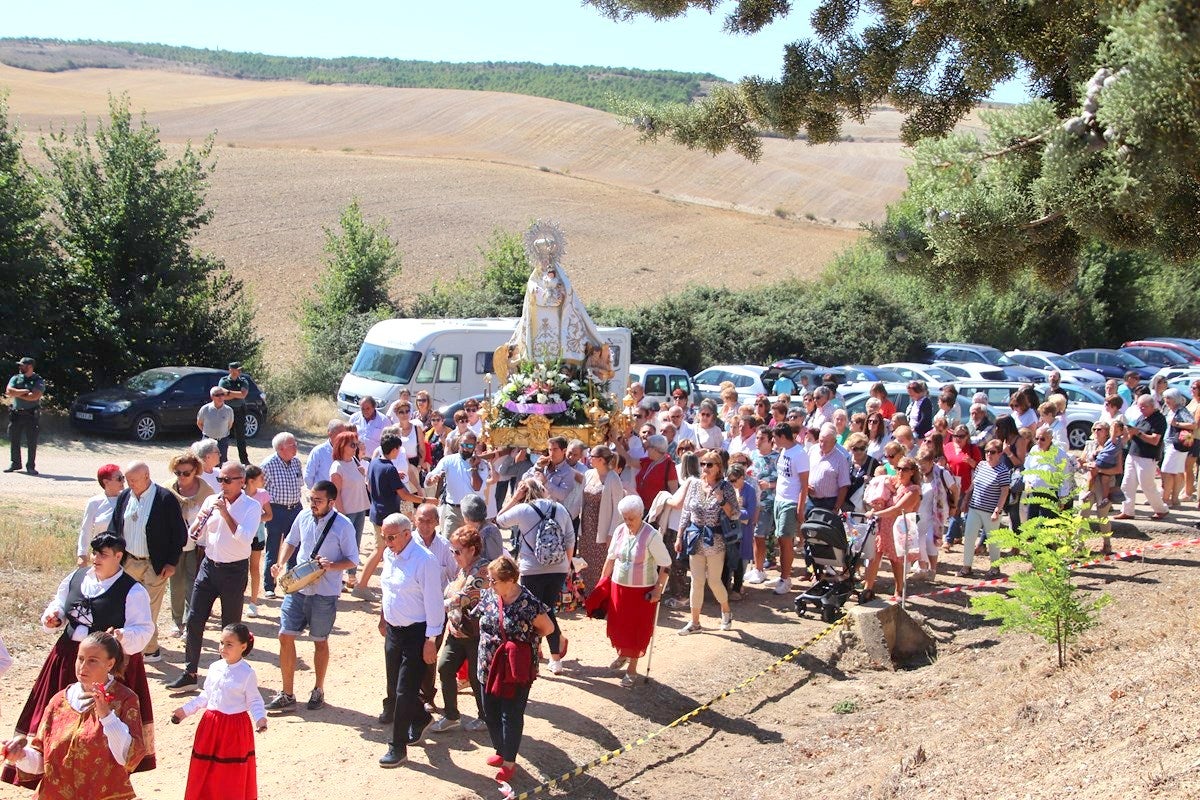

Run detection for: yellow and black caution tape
[[510, 617, 847, 800]]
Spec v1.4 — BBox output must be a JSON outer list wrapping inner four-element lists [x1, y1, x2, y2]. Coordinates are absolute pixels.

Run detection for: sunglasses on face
[[700, 461, 719, 467], [173, 470, 193, 477], [450, 548, 462, 555], [383, 534, 403, 542], [850, 446, 866, 452], [111, 474, 126, 481], [985, 451, 1001, 456], [216, 476, 244, 484]]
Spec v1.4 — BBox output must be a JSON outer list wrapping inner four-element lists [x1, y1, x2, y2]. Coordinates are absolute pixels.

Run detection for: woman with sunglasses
[[429, 528, 490, 734], [577, 445, 625, 593], [76, 464, 127, 568], [864, 457, 922, 598], [673, 450, 738, 634], [167, 452, 213, 638], [865, 412, 890, 461], [843, 433, 878, 514], [942, 425, 980, 551], [471, 556, 554, 784], [958, 441, 1012, 578], [329, 430, 370, 591]]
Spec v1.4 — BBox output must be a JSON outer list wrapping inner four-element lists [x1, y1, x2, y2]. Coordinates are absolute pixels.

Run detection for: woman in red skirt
[[601, 495, 672, 688], [1, 533, 157, 789], [173, 623, 266, 800]]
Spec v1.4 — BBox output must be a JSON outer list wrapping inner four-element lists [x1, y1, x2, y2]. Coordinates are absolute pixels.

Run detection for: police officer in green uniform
[[6, 357, 45, 475], [218, 361, 250, 465]]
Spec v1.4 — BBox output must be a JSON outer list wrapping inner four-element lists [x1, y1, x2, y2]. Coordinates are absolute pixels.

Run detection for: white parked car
[[932, 361, 1009, 382], [1007, 350, 1105, 390], [956, 380, 1100, 450], [692, 364, 768, 404], [628, 364, 696, 408], [878, 362, 958, 387]]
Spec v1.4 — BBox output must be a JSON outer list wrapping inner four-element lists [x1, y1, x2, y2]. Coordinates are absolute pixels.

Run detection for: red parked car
[[1121, 340, 1200, 366]]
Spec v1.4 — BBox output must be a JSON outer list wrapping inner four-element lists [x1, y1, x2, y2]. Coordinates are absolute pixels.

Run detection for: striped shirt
[[260, 453, 303, 506], [968, 460, 1011, 513]]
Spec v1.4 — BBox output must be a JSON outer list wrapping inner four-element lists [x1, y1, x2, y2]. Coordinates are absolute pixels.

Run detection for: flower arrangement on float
[[492, 361, 615, 428]]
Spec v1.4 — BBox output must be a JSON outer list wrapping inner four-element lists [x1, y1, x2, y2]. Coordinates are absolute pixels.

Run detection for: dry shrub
[[273, 394, 340, 437]]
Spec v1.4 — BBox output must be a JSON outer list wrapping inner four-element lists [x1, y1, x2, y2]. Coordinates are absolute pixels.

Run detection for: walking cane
[[643, 590, 664, 685]]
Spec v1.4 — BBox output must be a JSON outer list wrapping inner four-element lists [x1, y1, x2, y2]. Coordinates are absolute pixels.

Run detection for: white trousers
[[1120, 454, 1168, 516]]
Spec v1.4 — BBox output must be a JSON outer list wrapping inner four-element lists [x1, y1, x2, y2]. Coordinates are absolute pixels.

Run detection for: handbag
[[277, 513, 338, 594], [1173, 429, 1193, 453], [485, 594, 535, 699]]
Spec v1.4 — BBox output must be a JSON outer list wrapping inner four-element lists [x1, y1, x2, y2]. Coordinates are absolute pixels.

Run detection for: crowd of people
[[2, 362, 1195, 798]]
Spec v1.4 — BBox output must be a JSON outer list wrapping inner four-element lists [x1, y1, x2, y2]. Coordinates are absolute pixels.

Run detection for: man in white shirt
[[665, 406, 696, 445], [196, 387, 235, 465], [349, 397, 388, 459], [412, 504, 457, 711], [771, 423, 810, 595], [376, 514, 445, 768], [265, 480, 360, 713], [169, 462, 263, 689], [425, 431, 487, 536], [304, 419, 348, 490]]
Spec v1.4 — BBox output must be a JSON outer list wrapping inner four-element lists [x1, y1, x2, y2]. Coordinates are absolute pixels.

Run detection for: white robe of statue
[[507, 222, 608, 368]]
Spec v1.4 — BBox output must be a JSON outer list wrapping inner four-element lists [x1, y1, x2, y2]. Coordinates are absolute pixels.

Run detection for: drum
[[277, 560, 324, 594]]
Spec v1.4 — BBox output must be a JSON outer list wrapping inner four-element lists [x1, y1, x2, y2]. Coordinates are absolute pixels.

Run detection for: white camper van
[[336, 318, 632, 415]]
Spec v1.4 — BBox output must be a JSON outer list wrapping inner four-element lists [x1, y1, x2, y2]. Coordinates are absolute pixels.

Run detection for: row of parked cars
[[631, 337, 1200, 451]]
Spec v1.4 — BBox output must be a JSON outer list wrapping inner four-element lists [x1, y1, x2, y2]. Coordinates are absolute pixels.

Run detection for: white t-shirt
[[775, 444, 810, 504]]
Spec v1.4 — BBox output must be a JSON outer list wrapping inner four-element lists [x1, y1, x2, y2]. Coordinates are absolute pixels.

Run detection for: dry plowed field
[[0, 64, 919, 362]]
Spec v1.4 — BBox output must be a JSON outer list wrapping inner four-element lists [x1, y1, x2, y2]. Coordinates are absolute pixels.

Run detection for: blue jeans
[[263, 503, 301, 593], [345, 510, 366, 580]]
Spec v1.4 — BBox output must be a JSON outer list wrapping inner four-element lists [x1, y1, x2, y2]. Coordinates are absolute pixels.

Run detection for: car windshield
[[124, 369, 181, 395], [1049, 356, 1079, 369], [350, 344, 422, 384], [924, 366, 957, 381], [1115, 351, 1148, 368], [979, 348, 1015, 366]]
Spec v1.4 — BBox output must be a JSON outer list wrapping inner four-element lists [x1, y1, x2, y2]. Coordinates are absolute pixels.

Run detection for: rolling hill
[[0, 57, 916, 364]]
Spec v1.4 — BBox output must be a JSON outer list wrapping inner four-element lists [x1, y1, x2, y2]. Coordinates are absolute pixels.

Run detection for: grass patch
[[0, 501, 78, 574], [832, 698, 860, 715], [804, 212, 817, 221], [774, 207, 790, 219], [273, 395, 340, 436]]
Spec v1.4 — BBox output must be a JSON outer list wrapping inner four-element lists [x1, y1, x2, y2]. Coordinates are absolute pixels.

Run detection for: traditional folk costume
[[604, 522, 672, 659], [178, 658, 265, 800], [2, 568, 156, 789], [8, 678, 146, 800]]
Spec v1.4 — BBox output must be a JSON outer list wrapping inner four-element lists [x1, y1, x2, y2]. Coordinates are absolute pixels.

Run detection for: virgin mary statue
[[502, 220, 612, 379]]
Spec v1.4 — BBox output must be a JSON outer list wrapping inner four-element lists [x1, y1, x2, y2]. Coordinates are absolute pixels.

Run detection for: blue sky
[[3, 0, 1028, 103]]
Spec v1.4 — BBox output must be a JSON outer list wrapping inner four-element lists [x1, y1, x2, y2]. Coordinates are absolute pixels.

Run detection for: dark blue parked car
[[70, 367, 268, 442], [1066, 349, 1157, 380]]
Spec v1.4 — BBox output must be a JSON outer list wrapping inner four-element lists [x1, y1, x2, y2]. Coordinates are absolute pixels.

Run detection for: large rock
[[846, 600, 936, 669]]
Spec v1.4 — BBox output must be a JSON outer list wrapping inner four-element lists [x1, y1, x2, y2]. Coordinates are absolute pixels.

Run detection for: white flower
[[518, 394, 529, 403], [537, 393, 548, 403], [549, 393, 561, 402]]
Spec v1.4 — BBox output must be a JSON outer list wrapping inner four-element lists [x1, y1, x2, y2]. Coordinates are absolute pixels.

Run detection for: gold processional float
[[479, 220, 631, 450]]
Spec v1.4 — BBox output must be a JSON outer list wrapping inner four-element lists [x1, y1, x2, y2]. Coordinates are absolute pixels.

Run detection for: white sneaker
[[678, 621, 702, 635], [463, 716, 488, 732], [246, 603, 259, 618], [746, 568, 766, 585], [719, 613, 733, 631], [773, 578, 791, 595], [429, 716, 460, 733], [547, 658, 564, 675]]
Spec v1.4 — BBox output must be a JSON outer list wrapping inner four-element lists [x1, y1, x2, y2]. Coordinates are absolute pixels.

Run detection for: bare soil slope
[[0, 64, 890, 362]]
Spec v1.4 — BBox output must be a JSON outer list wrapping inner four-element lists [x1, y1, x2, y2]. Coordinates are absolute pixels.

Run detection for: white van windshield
[[351, 345, 422, 384]]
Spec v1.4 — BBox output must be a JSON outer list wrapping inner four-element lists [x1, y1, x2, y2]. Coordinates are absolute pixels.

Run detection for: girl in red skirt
[[172, 623, 266, 800], [601, 496, 672, 688]]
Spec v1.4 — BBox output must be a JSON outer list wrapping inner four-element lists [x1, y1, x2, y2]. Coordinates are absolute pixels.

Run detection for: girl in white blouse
[[173, 624, 266, 800]]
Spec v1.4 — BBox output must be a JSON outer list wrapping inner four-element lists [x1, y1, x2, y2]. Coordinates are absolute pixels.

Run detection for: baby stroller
[[794, 508, 872, 622]]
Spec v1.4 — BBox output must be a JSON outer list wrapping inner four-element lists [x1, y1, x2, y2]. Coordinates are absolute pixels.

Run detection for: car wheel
[[132, 413, 158, 442], [243, 410, 261, 439], [1067, 422, 1090, 451]]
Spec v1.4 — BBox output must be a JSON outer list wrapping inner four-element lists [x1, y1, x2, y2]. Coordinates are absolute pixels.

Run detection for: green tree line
[[0, 38, 721, 111], [0, 94, 258, 402]]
